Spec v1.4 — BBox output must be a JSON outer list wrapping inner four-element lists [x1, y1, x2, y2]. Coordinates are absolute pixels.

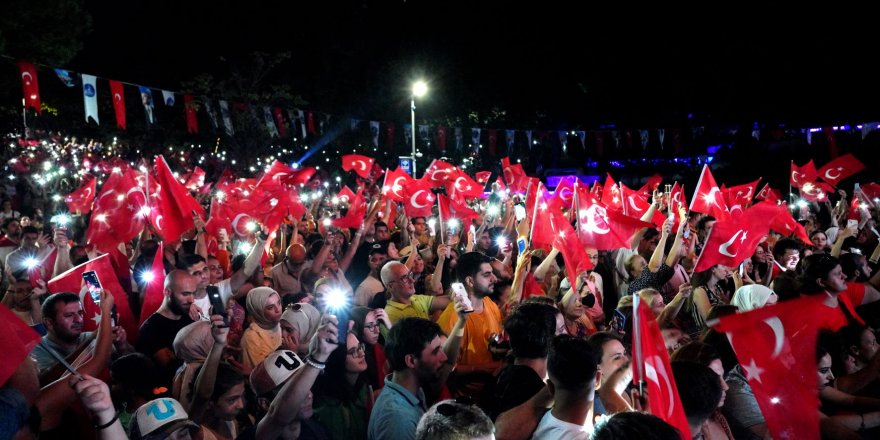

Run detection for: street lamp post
[[411, 80, 427, 177]]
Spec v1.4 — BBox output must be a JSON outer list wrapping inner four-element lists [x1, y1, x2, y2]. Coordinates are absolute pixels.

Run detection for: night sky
[[68, 1, 880, 130]]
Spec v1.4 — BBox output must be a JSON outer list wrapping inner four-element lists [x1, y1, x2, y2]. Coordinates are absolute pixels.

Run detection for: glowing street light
[[411, 80, 428, 177]]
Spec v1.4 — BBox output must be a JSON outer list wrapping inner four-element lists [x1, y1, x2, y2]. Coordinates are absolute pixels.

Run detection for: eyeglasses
[[390, 272, 415, 285], [346, 343, 366, 357], [363, 322, 380, 332]]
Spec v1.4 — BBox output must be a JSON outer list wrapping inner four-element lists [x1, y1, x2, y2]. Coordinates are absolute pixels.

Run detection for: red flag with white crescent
[[138, 243, 166, 325], [475, 171, 492, 185], [712, 296, 826, 440], [632, 298, 691, 439], [425, 159, 457, 187], [65, 176, 97, 214], [817, 153, 865, 187], [693, 216, 768, 272], [575, 185, 653, 251], [151, 156, 206, 244], [799, 181, 834, 202], [790, 160, 817, 189], [723, 178, 761, 213], [382, 167, 415, 203], [601, 174, 623, 212], [332, 190, 367, 230], [445, 169, 485, 201], [551, 176, 577, 210], [18, 61, 42, 114], [341, 154, 375, 178], [109, 80, 126, 130], [402, 178, 435, 218], [689, 165, 730, 221]]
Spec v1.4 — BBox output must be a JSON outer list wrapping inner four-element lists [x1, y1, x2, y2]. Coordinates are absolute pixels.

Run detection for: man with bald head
[[270, 243, 309, 298], [136, 270, 197, 386], [382, 260, 450, 325]]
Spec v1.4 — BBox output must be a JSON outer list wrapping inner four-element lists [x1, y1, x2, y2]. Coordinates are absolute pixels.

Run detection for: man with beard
[[31, 291, 132, 374], [437, 251, 502, 396], [182, 234, 264, 319], [136, 270, 197, 385], [0, 217, 22, 264], [368, 318, 450, 440]]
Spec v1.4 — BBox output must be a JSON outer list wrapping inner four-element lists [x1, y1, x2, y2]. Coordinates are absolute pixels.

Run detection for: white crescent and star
[[559, 187, 573, 202], [231, 213, 251, 236], [628, 195, 645, 212], [719, 229, 744, 257], [113, 93, 122, 103], [155, 215, 164, 231], [791, 171, 805, 184], [706, 187, 724, 209], [411, 190, 430, 209], [581, 205, 611, 235], [21, 71, 33, 85], [390, 176, 407, 199], [824, 167, 842, 181]]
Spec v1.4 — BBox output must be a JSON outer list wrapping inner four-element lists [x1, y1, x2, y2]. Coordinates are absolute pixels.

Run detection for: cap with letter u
[[130, 398, 199, 440]]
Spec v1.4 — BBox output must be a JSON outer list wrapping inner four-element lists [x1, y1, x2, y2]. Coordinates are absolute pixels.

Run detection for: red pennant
[[689, 165, 730, 221], [382, 167, 415, 202], [65, 176, 97, 214], [402, 178, 436, 218], [48, 254, 138, 344], [386, 123, 395, 148], [632, 299, 691, 439], [184, 95, 199, 134], [0, 304, 41, 385], [138, 243, 166, 325], [307, 111, 316, 135], [109, 80, 126, 130], [790, 160, 817, 189], [151, 156, 206, 244], [18, 61, 42, 114], [437, 126, 447, 151], [487, 129, 498, 156], [341, 154, 375, 178], [712, 296, 825, 440], [272, 107, 288, 137], [817, 153, 865, 186]]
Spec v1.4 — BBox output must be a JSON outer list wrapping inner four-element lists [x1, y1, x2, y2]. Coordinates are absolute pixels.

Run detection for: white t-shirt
[[193, 278, 234, 320], [354, 275, 384, 307], [532, 410, 591, 440]]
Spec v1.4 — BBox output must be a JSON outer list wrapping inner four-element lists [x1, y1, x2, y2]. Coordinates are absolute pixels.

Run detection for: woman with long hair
[[350, 306, 392, 393], [312, 329, 371, 440], [680, 265, 739, 338]]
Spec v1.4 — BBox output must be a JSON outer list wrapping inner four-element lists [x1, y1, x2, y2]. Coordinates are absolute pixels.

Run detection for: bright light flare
[[487, 205, 500, 217], [139, 271, 155, 283], [446, 218, 460, 229], [324, 289, 348, 311], [246, 221, 258, 232], [412, 80, 428, 97], [24, 257, 39, 269], [496, 236, 508, 248]]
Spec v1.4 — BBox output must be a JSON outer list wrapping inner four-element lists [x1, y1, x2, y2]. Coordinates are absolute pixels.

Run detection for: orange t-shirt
[[437, 297, 503, 366]]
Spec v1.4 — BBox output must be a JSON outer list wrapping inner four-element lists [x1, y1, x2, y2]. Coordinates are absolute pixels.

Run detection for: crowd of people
[[1, 141, 880, 440]]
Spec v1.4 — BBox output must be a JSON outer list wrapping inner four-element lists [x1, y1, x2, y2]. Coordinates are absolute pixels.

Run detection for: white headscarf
[[731, 285, 774, 312]]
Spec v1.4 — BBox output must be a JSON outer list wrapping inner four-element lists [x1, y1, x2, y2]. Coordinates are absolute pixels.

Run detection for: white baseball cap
[[249, 350, 305, 396], [129, 398, 199, 440]]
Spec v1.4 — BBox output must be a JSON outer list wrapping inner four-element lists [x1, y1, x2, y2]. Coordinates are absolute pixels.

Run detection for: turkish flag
[[601, 174, 623, 212], [272, 107, 288, 138], [138, 243, 166, 326], [402, 178, 435, 218], [723, 178, 761, 211], [438, 194, 479, 227], [817, 153, 865, 186], [383, 167, 415, 203], [552, 212, 592, 281], [711, 296, 826, 440], [799, 181, 835, 202], [755, 183, 782, 204], [86, 167, 150, 250], [65, 176, 97, 214], [48, 254, 137, 343], [551, 176, 577, 209], [475, 171, 492, 185], [487, 129, 498, 156], [437, 126, 447, 151], [639, 173, 664, 194], [748, 202, 812, 245], [337, 186, 357, 203], [183, 166, 206, 191], [18, 61, 41, 114], [620, 182, 650, 217], [425, 159, 457, 187], [332, 190, 367, 230], [252, 162, 307, 234], [632, 298, 691, 439], [576, 187, 654, 251], [860, 182, 880, 201], [694, 217, 767, 272], [341, 154, 375, 178], [445, 169, 485, 201], [530, 187, 556, 252], [668, 182, 688, 228], [0, 304, 41, 386], [501, 158, 529, 193], [790, 160, 818, 189], [689, 165, 730, 221], [184, 95, 199, 134], [151, 156, 205, 244], [109, 80, 126, 130]]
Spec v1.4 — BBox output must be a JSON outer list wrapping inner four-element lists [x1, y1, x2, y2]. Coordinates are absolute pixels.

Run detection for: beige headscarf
[[246, 287, 282, 328], [172, 321, 214, 410], [731, 285, 775, 312], [280, 302, 322, 355]]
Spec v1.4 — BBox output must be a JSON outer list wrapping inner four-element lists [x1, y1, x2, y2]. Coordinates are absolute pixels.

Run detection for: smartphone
[[514, 204, 526, 221], [684, 228, 690, 239], [82, 270, 102, 305], [451, 282, 474, 313], [207, 285, 228, 327], [847, 219, 859, 230], [517, 236, 528, 254]]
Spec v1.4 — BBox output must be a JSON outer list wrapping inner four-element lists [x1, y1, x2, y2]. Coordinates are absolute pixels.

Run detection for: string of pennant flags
[[15, 60, 880, 155]]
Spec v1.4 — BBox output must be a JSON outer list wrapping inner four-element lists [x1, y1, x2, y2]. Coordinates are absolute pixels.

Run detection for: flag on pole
[[109, 80, 126, 130], [82, 74, 99, 124], [18, 61, 42, 113], [184, 95, 199, 134]]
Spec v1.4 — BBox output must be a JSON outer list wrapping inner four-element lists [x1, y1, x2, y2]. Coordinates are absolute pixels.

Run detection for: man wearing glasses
[[382, 261, 449, 325]]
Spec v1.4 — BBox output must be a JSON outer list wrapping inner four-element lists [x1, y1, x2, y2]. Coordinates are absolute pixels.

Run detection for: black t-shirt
[[491, 364, 545, 420], [136, 313, 194, 386], [236, 419, 331, 440]]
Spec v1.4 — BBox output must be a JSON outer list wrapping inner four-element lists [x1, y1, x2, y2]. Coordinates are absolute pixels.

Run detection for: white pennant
[[82, 74, 99, 124]]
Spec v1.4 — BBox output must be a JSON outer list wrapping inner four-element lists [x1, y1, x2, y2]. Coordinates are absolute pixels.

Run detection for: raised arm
[[229, 236, 266, 296], [665, 210, 687, 268], [648, 223, 670, 273], [187, 315, 228, 419]]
